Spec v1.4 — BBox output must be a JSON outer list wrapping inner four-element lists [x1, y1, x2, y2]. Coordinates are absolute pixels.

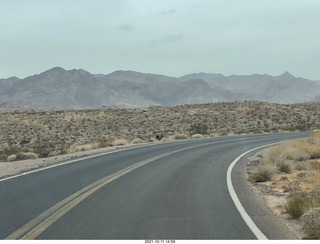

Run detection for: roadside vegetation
[[1, 101, 320, 163], [248, 132, 320, 239]]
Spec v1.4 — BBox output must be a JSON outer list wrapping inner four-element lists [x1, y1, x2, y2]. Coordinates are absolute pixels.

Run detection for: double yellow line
[[6, 142, 214, 240]]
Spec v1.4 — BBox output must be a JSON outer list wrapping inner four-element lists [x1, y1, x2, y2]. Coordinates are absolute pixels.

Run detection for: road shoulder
[[232, 148, 300, 240]]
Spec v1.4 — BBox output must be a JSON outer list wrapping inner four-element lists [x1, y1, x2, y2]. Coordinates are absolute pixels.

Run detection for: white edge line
[[227, 142, 279, 240], [227, 137, 307, 239]]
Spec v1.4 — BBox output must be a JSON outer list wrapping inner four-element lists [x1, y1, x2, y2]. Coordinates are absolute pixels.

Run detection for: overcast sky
[[1, 0, 320, 80]]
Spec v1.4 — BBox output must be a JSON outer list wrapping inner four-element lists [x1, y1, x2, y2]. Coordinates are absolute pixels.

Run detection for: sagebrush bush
[[189, 123, 208, 135], [301, 208, 320, 239], [308, 185, 320, 206], [7, 154, 17, 162], [191, 134, 204, 139], [264, 145, 286, 164], [288, 149, 311, 161], [294, 161, 311, 171], [276, 160, 292, 173], [112, 138, 128, 146], [285, 195, 312, 219], [32, 138, 55, 158], [90, 137, 110, 148], [131, 138, 144, 144], [16, 152, 37, 160], [173, 134, 189, 140], [67, 142, 101, 153], [248, 164, 277, 182], [0, 148, 21, 162]]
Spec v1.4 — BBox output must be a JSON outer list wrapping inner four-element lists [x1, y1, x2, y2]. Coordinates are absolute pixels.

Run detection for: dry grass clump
[[260, 137, 320, 174], [112, 138, 129, 146], [191, 134, 205, 139], [173, 134, 189, 140], [67, 142, 101, 153], [285, 172, 320, 222], [131, 138, 144, 144], [0, 148, 37, 162], [250, 132, 320, 239], [0, 148, 20, 161], [248, 132, 320, 238], [248, 164, 277, 182]]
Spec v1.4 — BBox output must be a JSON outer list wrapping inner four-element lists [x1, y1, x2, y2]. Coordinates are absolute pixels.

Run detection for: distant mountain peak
[[279, 71, 295, 79], [48, 66, 66, 72], [39, 66, 67, 76]]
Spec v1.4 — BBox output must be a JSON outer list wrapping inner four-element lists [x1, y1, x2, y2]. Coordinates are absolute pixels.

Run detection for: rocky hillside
[[1, 67, 320, 109], [310, 95, 320, 103], [1, 101, 320, 161]]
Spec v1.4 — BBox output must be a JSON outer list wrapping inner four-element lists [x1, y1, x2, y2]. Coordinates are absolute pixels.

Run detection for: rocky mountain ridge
[[1, 67, 320, 109]]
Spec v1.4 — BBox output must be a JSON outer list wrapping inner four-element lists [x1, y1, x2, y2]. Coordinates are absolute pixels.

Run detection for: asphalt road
[[0, 132, 312, 239]]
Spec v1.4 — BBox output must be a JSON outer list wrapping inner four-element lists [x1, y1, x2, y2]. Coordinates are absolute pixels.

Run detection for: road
[[0, 132, 312, 239]]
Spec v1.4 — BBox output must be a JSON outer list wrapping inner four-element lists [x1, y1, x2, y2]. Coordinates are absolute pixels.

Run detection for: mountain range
[[1, 67, 320, 109]]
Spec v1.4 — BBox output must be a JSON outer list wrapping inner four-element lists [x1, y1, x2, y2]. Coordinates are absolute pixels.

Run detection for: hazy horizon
[[1, 66, 317, 81]]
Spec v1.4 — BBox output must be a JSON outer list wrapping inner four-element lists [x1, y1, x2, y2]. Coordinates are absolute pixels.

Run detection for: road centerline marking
[[5, 141, 215, 240]]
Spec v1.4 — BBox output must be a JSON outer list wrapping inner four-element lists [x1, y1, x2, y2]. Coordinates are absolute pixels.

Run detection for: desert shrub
[[189, 123, 208, 135], [304, 143, 320, 159], [16, 152, 37, 160], [191, 134, 204, 139], [90, 137, 110, 148], [131, 138, 143, 144], [285, 195, 312, 218], [307, 132, 320, 147], [7, 154, 17, 162], [301, 208, 320, 239], [276, 160, 292, 173], [32, 138, 55, 158], [262, 146, 293, 173], [173, 134, 189, 140], [310, 161, 320, 171], [0, 148, 20, 161], [67, 142, 100, 153], [288, 150, 311, 161], [161, 137, 174, 142], [248, 164, 277, 183], [308, 185, 320, 206], [112, 138, 128, 146], [264, 145, 286, 164], [294, 161, 311, 171], [288, 179, 304, 196]]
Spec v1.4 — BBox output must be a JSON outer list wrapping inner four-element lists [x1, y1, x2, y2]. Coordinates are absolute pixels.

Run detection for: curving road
[[0, 132, 311, 240]]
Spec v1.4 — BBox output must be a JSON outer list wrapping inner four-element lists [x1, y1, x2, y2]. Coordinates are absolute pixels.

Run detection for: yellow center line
[[6, 142, 215, 240]]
